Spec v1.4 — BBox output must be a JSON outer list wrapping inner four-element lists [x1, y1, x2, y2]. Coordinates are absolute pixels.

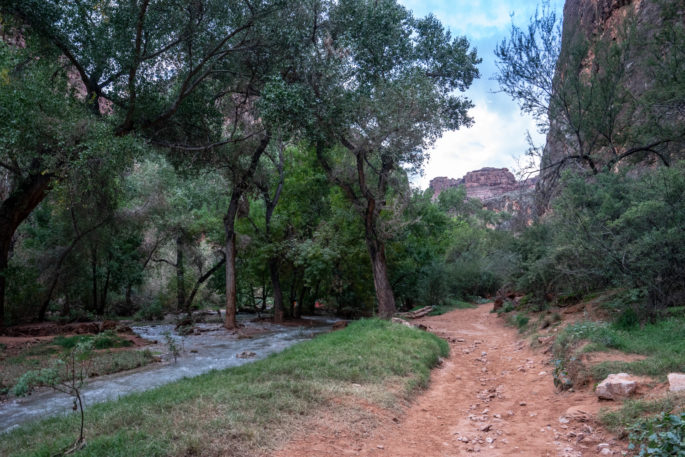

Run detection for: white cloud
[[413, 102, 544, 189], [397, 0, 564, 189]]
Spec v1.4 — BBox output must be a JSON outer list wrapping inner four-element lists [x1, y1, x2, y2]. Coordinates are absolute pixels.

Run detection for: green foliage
[[628, 412, 685, 457], [614, 307, 640, 331], [426, 299, 475, 316], [511, 314, 530, 332], [508, 163, 685, 317], [553, 316, 685, 384], [389, 190, 507, 311], [600, 395, 685, 435], [52, 332, 132, 351], [162, 332, 182, 364], [12, 340, 93, 396], [133, 301, 165, 322]]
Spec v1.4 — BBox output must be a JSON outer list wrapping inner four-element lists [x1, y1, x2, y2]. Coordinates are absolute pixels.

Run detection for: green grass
[[427, 300, 475, 316], [599, 394, 685, 435], [504, 313, 530, 332], [1, 319, 448, 457], [53, 331, 133, 350], [554, 316, 685, 380]]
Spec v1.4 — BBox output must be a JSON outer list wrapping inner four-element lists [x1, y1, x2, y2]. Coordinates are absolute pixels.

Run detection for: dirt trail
[[275, 304, 626, 457]]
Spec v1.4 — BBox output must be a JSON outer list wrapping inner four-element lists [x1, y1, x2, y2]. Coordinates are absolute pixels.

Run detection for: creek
[[0, 315, 337, 433]]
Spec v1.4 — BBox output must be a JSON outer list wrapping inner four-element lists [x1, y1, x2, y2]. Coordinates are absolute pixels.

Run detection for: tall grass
[[554, 317, 685, 380]]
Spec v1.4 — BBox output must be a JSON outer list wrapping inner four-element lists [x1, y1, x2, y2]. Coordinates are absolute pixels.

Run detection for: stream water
[[0, 315, 337, 433]]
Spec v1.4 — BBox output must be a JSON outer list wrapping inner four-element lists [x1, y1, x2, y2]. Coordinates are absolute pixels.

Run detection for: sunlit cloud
[[413, 103, 544, 189], [399, 0, 564, 189]]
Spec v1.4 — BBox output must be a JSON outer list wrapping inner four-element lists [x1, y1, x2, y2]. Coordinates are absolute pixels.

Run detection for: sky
[[398, 0, 565, 188]]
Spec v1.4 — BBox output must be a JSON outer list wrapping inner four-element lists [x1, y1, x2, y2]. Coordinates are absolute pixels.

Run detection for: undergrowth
[[628, 411, 685, 456], [554, 317, 685, 380], [600, 394, 685, 436]]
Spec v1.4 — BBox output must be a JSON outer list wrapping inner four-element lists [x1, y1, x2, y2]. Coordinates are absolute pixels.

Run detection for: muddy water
[[0, 315, 337, 433]]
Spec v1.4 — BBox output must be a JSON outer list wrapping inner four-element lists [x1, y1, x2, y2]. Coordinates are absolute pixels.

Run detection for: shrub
[[628, 412, 685, 456], [134, 301, 165, 321]]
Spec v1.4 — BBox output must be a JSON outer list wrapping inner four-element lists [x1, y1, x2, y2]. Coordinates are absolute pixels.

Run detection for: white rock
[[595, 373, 637, 400], [390, 317, 413, 328], [600, 448, 612, 455], [668, 373, 685, 392]]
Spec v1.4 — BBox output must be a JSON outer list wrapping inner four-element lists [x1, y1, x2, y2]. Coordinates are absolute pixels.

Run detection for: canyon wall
[[538, 0, 683, 208]]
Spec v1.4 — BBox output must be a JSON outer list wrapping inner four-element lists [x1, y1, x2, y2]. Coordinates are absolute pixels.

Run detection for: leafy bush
[[499, 302, 515, 314], [515, 314, 529, 330], [506, 164, 685, 318], [506, 313, 530, 332], [628, 412, 685, 456], [134, 301, 165, 321], [614, 307, 640, 330], [53, 331, 132, 351], [554, 321, 618, 352]]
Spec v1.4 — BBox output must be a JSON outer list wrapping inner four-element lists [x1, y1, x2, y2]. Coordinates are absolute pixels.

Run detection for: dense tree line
[[0, 0, 484, 326], [1, 0, 682, 328]]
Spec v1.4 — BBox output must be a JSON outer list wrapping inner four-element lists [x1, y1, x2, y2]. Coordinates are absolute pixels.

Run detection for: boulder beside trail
[[595, 373, 637, 400], [668, 373, 685, 392]]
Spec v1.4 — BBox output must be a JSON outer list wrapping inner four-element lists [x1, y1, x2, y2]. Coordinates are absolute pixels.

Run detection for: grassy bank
[[1, 319, 448, 457], [599, 394, 685, 435], [553, 316, 685, 381], [0, 332, 156, 392]]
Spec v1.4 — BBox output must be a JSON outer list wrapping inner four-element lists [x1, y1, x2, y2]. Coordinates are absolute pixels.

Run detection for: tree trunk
[[184, 255, 225, 313], [224, 193, 240, 330], [125, 284, 133, 310], [365, 236, 396, 319], [222, 135, 271, 330], [0, 172, 52, 326], [362, 195, 396, 319], [176, 236, 186, 313], [0, 238, 9, 327], [99, 257, 111, 315], [270, 258, 285, 323], [260, 280, 267, 314], [288, 279, 297, 317], [90, 246, 98, 313], [295, 284, 305, 319]]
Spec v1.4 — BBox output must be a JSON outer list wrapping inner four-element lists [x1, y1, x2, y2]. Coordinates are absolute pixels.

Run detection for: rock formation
[[429, 168, 538, 228], [430, 168, 536, 205]]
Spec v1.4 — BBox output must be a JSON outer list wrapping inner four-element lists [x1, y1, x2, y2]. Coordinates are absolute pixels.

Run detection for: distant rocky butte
[[429, 168, 538, 228], [429, 167, 537, 203]]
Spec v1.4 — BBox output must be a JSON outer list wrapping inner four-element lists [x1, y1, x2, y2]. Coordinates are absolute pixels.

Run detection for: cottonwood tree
[[271, 0, 480, 317]]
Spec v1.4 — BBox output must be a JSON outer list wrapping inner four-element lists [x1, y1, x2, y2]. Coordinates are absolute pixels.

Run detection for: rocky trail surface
[[274, 304, 627, 457]]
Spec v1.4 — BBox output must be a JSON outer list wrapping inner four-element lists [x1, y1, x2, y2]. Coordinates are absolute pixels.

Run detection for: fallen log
[[395, 306, 434, 319]]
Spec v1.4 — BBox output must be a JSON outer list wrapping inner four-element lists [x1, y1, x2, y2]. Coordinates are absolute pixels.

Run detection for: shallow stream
[[0, 315, 336, 433]]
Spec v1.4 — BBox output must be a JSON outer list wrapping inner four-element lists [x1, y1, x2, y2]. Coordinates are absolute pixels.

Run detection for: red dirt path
[[273, 303, 627, 457]]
